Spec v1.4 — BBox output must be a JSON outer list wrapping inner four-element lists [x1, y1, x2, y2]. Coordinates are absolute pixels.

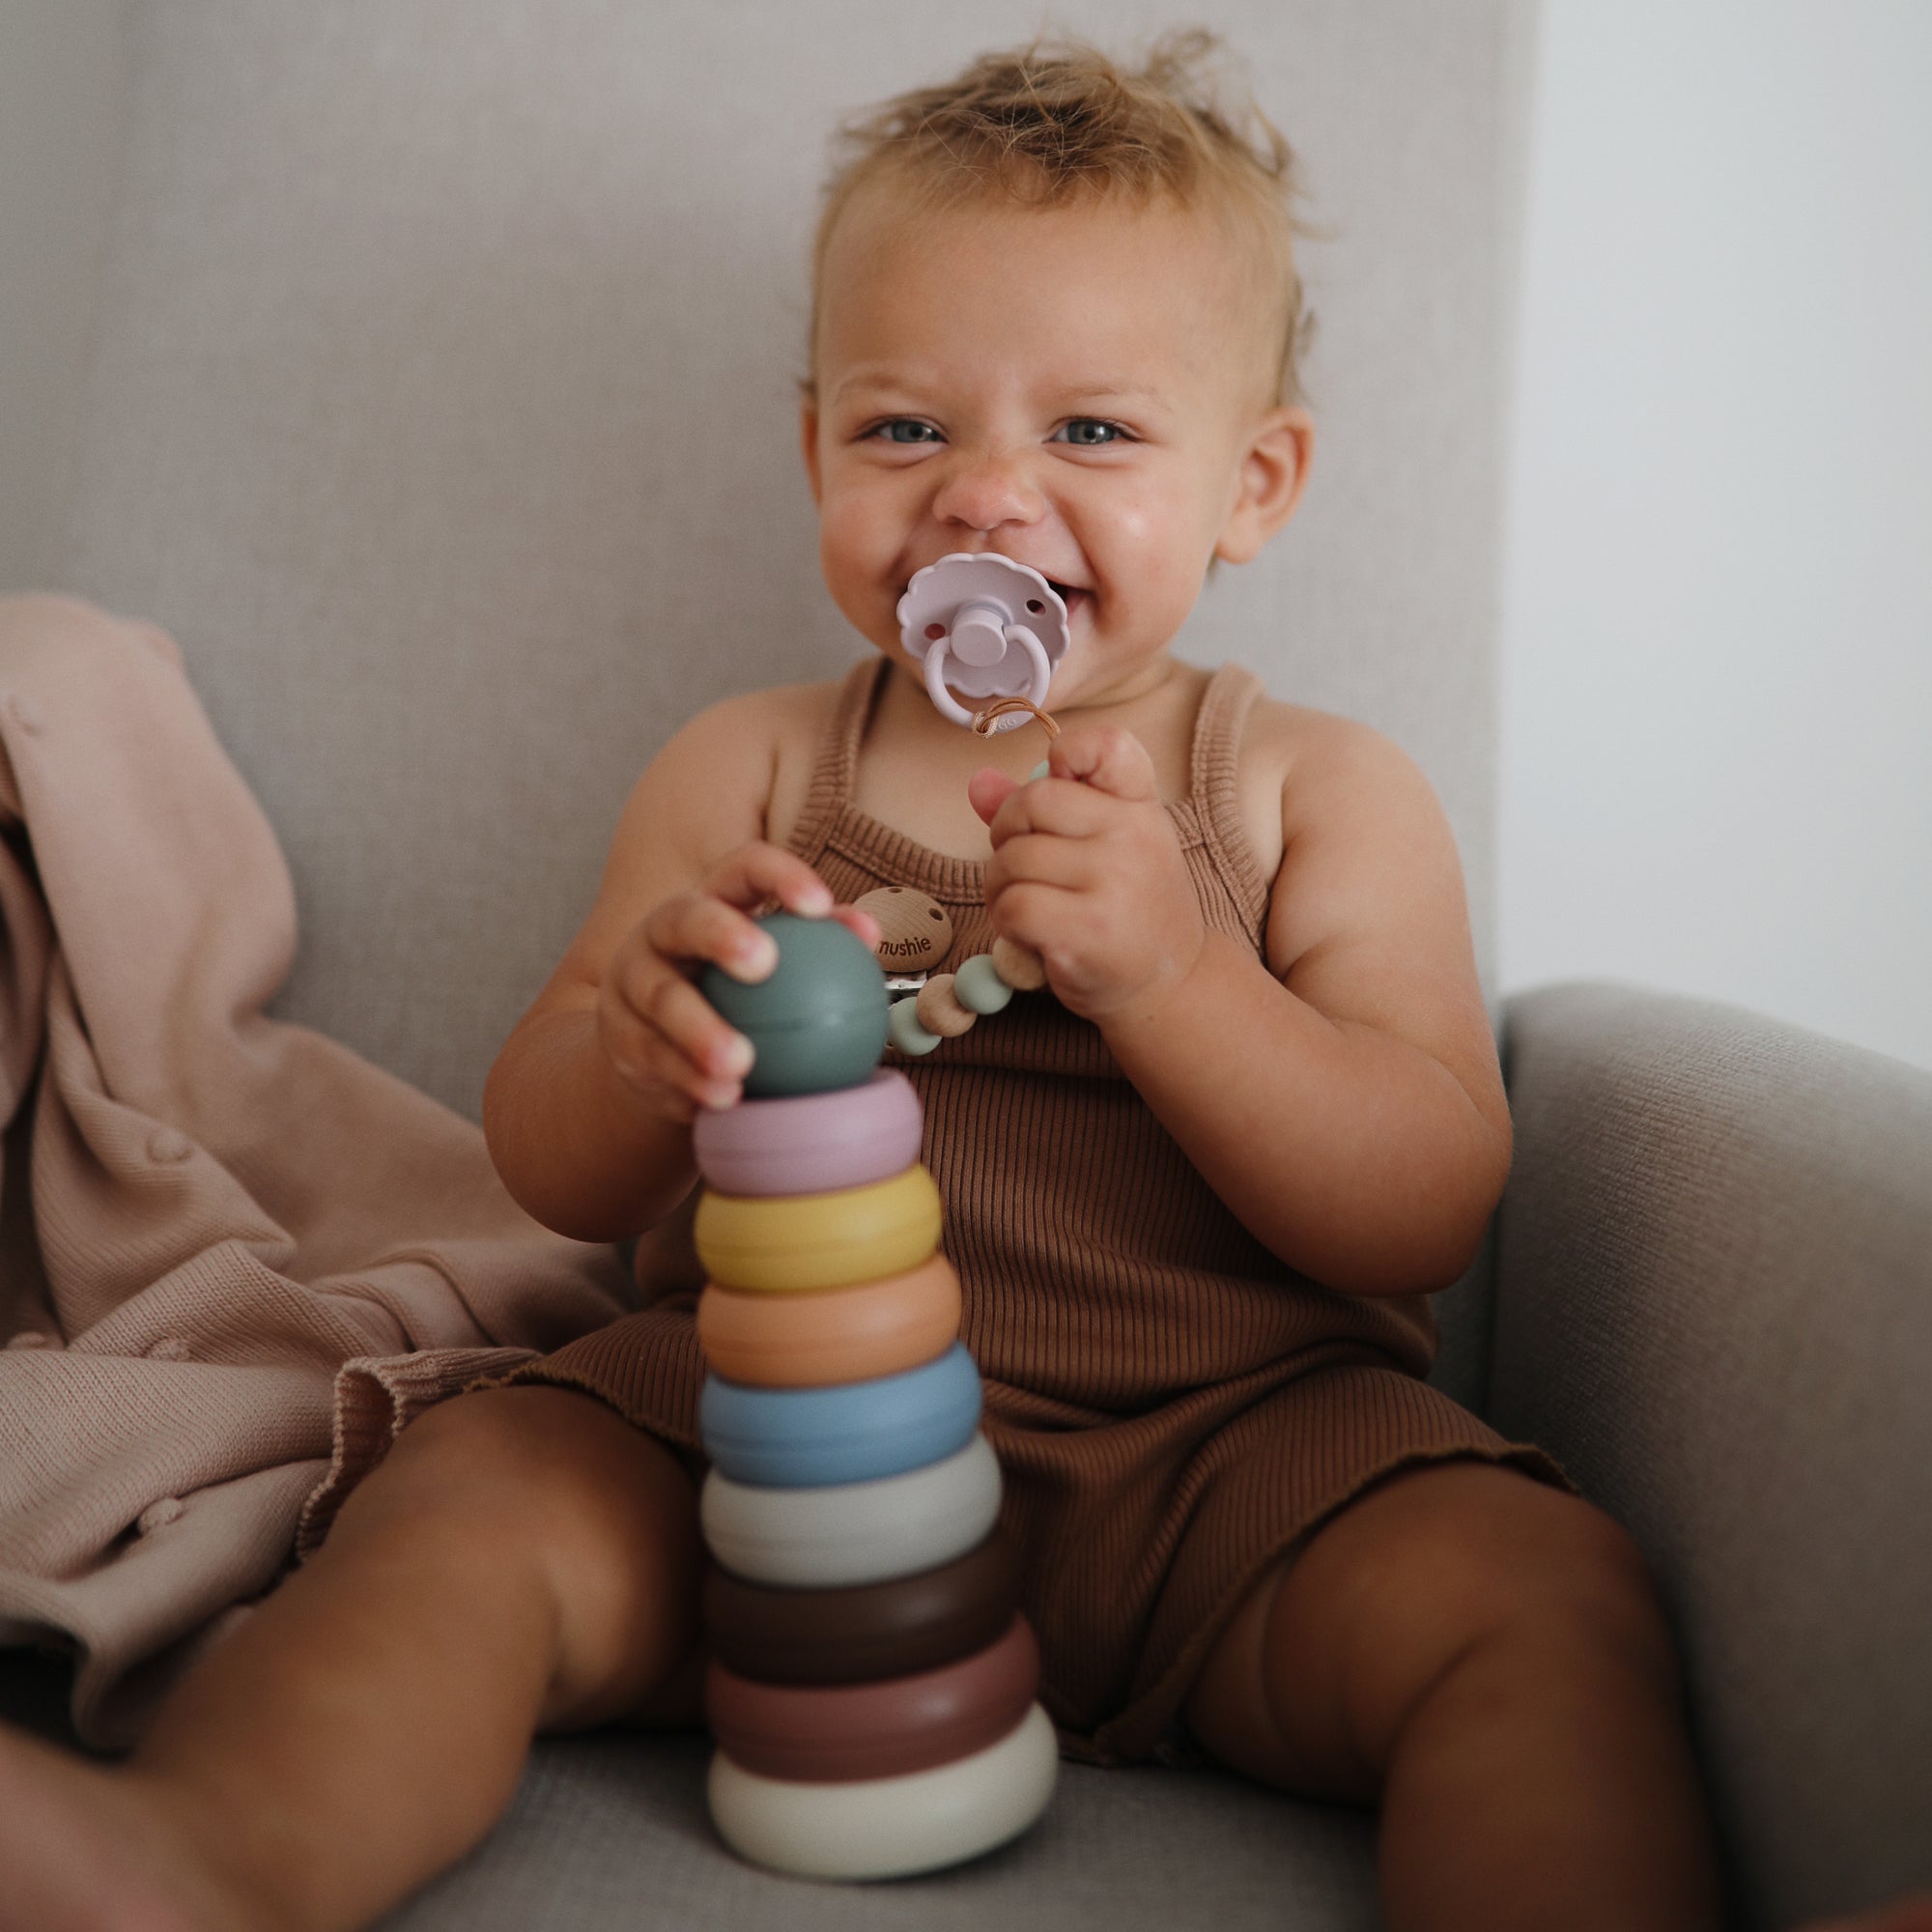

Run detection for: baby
[[1, 32, 1747, 1932]]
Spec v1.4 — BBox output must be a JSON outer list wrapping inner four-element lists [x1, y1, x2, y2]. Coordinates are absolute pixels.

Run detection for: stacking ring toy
[[694, 1164, 941, 1293], [692, 1067, 923, 1198], [703, 1525, 1022, 1685], [696, 1254, 961, 1388], [701, 1433, 1002, 1588], [708, 1701, 1059, 1881], [705, 1613, 1038, 1782], [697, 912, 888, 1097], [700, 1342, 980, 1489]]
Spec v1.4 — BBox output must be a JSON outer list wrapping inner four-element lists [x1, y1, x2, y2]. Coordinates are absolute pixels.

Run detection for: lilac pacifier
[[896, 554, 1071, 732]]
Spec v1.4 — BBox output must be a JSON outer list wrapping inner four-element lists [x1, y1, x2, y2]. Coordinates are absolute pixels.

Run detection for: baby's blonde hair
[[806, 29, 1317, 412]]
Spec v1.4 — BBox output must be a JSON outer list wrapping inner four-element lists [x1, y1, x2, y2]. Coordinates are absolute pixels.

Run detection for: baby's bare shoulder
[[638, 677, 837, 830], [1240, 696, 1470, 978], [539, 678, 843, 1009], [1229, 696, 1422, 875], [663, 677, 833, 755], [1261, 699, 1434, 827], [1226, 687, 1497, 1128]]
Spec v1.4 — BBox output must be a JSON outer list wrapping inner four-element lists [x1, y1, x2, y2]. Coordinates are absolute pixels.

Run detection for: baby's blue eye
[[871, 419, 942, 443], [1054, 418, 1125, 446]]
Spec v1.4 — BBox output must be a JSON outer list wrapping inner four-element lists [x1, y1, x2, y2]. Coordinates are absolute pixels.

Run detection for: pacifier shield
[[897, 554, 1071, 730]]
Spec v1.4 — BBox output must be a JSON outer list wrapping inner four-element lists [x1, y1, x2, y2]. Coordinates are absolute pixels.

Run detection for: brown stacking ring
[[696, 1253, 961, 1389], [703, 1524, 1022, 1686], [705, 1613, 1038, 1783]]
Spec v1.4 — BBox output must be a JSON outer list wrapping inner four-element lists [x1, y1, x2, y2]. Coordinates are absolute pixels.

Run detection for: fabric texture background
[[36, 0, 1527, 1124], [0, 595, 630, 1748]]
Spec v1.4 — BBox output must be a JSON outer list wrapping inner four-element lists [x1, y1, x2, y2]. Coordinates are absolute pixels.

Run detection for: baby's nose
[[930, 451, 1045, 533]]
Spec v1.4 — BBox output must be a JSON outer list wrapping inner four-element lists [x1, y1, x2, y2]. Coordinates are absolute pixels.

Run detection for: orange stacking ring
[[705, 1614, 1039, 1784], [694, 1165, 941, 1293], [696, 1254, 961, 1388]]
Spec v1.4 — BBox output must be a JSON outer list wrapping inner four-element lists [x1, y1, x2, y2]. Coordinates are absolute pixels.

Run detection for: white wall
[[1499, 0, 1932, 1069]]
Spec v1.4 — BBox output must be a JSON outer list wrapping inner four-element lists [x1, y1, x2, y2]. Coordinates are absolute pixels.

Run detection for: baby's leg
[[0, 1385, 702, 1932], [1184, 1460, 1726, 1932]]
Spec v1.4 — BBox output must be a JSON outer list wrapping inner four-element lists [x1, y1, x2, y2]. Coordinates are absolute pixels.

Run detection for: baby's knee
[[1299, 1463, 1686, 1759], [324, 1385, 705, 1731], [338, 1384, 698, 1584], [1393, 1465, 1667, 1635]]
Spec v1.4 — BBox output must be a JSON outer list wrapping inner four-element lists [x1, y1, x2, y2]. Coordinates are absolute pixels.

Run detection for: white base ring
[[708, 1701, 1058, 1879], [700, 1433, 1001, 1589]]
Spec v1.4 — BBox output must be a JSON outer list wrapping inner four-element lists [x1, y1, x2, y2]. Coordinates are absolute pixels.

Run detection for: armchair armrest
[[1492, 981, 1932, 1928]]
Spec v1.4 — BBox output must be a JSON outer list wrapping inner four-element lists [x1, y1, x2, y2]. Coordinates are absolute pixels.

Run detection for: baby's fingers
[[703, 842, 837, 920], [835, 903, 882, 951], [647, 888, 781, 987], [601, 962, 753, 1114], [1049, 723, 1158, 802]]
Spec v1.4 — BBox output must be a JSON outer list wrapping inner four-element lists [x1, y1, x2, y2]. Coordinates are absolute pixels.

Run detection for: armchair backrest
[[7, 1, 1530, 1399]]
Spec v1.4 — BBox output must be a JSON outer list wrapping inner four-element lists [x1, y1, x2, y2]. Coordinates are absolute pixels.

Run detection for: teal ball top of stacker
[[699, 913, 890, 1097]]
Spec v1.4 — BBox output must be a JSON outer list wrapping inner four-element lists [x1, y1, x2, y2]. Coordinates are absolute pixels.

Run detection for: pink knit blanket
[[0, 597, 629, 1747]]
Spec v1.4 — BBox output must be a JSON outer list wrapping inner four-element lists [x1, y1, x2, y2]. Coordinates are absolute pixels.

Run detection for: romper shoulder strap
[[1187, 662, 1271, 934], [785, 655, 887, 863]]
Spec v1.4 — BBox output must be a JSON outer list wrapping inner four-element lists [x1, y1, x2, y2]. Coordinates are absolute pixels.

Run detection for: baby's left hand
[[968, 724, 1205, 1025]]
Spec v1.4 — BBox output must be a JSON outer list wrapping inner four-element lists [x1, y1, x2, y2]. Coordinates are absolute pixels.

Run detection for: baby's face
[[803, 185, 1309, 711]]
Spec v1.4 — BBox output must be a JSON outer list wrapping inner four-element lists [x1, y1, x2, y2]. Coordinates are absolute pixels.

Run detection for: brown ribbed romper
[[494, 655, 1575, 1766]]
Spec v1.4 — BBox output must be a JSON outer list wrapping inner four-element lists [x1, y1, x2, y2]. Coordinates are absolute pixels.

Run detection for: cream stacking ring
[[692, 1069, 923, 1198], [699, 1342, 981, 1489], [694, 1165, 942, 1293], [708, 1701, 1059, 1881], [700, 1433, 1002, 1588], [696, 1254, 961, 1388]]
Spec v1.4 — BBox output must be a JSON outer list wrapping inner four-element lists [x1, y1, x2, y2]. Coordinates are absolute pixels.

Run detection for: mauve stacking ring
[[692, 1067, 923, 1197]]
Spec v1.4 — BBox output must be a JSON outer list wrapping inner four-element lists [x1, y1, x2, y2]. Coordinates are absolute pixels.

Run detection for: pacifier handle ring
[[922, 624, 1052, 731], [923, 646, 977, 727]]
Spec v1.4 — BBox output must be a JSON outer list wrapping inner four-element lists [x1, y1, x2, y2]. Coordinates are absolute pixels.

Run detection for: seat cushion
[[376, 1733, 1379, 1932]]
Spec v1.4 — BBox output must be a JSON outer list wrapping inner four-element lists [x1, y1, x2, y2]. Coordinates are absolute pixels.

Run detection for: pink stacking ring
[[693, 1069, 923, 1197], [697, 1254, 961, 1388], [705, 1613, 1039, 1784]]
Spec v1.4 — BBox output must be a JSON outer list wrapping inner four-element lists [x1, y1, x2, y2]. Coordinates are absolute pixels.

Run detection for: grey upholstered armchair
[[3, 6, 1925, 1927]]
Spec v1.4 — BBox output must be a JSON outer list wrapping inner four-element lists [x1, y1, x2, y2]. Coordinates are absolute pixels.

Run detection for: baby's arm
[[974, 716, 1508, 1296], [483, 689, 869, 1242]]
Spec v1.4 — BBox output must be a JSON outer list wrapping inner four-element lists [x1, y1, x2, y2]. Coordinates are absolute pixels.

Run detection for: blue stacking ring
[[700, 1343, 982, 1490]]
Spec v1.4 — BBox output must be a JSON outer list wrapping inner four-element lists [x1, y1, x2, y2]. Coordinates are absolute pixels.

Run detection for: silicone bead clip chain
[[884, 696, 1056, 1058]]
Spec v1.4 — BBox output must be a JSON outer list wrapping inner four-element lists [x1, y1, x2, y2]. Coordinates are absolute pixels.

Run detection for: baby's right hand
[[597, 843, 878, 1122]]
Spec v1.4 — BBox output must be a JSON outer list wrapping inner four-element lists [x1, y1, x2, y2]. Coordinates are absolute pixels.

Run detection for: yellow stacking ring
[[695, 1165, 942, 1293], [698, 1253, 962, 1387]]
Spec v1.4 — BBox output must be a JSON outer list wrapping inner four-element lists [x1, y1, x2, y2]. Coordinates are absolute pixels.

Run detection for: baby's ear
[[1215, 407, 1314, 565], [799, 396, 823, 506]]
